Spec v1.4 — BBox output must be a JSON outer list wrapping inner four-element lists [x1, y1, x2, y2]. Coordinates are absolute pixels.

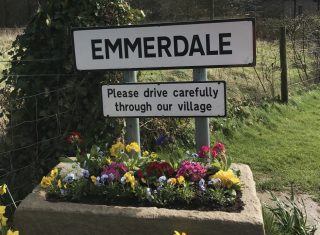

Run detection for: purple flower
[[101, 174, 109, 183], [82, 169, 90, 178]]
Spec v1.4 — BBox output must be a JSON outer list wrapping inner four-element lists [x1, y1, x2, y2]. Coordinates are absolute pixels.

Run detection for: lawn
[[215, 89, 320, 200]]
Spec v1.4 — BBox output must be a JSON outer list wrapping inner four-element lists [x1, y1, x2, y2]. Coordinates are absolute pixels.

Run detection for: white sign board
[[102, 82, 226, 117], [73, 19, 255, 71]]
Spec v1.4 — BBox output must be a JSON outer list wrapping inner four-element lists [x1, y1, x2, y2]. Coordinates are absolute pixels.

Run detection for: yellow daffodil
[[57, 179, 62, 189], [210, 169, 240, 188], [90, 176, 97, 184], [125, 142, 141, 153], [167, 178, 177, 186], [110, 142, 125, 157], [7, 229, 19, 235], [40, 176, 52, 188], [0, 205, 5, 215], [150, 152, 157, 158], [0, 215, 8, 227], [174, 231, 186, 235], [0, 184, 7, 195], [142, 151, 149, 157], [50, 168, 58, 178], [177, 176, 185, 185]]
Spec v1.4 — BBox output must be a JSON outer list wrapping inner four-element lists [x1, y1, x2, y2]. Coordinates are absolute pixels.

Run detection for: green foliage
[[155, 183, 195, 206], [0, 0, 143, 201], [263, 206, 290, 235], [265, 188, 317, 235]]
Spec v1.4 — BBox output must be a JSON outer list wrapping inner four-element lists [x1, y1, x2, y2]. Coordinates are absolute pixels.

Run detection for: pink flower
[[198, 145, 210, 158], [101, 162, 128, 181], [176, 160, 207, 182]]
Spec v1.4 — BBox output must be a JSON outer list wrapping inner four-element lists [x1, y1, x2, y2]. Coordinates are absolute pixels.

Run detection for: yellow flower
[[177, 176, 185, 185], [0, 184, 7, 195], [167, 178, 177, 185], [90, 176, 97, 184], [125, 142, 141, 153], [7, 229, 19, 235], [0, 215, 8, 227], [124, 172, 137, 190], [142, 151, 149, 157], [210, 169, 240, 188], [57, 179, 62, 189], [0, 205, 5, 215], [110, 142, 125, 157], [105, 158, 112, 165], [150, 152, 157, 158], [50, 168, 59, 178], [174, 231, 186, 235], [40, 176, 52, 188]]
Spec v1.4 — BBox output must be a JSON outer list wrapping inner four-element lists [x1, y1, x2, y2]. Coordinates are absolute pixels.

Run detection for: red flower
[[198, 145, 210, 158], [136, 169, 144, 179], [66, 131, 83, 144], [146, 162, 174, 178]]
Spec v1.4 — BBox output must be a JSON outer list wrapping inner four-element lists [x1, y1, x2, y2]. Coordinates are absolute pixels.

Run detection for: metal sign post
[[193, 68, 210, 150], [123, 71, 140, 149]]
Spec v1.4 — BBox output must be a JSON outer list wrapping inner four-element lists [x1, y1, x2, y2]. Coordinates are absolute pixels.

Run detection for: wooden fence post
[[280, 26, 288, 103]]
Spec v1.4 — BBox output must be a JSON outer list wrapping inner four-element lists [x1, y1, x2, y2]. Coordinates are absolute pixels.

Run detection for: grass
[[213, 89, 320, 200]]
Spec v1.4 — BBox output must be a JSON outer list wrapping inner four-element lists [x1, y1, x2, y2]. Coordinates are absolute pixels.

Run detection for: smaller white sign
[[102, 82, 226, 117]]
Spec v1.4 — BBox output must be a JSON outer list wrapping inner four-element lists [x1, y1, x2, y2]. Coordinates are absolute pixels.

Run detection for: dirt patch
[[258, 191, 320, 235]]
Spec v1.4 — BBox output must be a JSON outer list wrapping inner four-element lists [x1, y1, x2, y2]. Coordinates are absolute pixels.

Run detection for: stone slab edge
[[14, 163, 265, 235]]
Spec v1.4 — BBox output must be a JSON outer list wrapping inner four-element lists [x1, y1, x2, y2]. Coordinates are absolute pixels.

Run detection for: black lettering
[[105, 39, 123, 59], [157, 36, 172, 57], [124, 38, 142, 58], [174, 36, 189, 57], [91, 39, 103, 60], [107, 89, 114, 97], [219, 33, 232, 55], [189, 35, 205, 56], [144, 37, 156, 58], [206, 34, 218, 55]]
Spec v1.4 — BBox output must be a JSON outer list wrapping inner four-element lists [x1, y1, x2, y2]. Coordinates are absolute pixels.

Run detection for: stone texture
[[14, 163, 265, 235]]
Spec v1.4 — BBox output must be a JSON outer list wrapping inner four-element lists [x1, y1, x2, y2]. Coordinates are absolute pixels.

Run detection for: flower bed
[[40, 134, 243, 212], [13, 133, 265, 234], [14, 163, 264, 235]]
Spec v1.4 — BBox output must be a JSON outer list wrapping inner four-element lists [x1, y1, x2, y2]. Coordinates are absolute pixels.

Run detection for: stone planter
[[14, 163, 265, 235]]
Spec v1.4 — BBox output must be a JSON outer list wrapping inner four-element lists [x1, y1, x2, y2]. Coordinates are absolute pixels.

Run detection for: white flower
[[63, 173, 75, 183], [158, 176, 167, 184], [120, 176, 126, 184]]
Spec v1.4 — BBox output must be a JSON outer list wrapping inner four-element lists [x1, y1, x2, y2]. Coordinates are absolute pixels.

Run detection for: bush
[[0, 0, 143, 202]]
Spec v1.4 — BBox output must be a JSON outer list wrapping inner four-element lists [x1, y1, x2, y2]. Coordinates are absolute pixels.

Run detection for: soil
[[258, 191, 320, 235], [47, 190, 244, 212]]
